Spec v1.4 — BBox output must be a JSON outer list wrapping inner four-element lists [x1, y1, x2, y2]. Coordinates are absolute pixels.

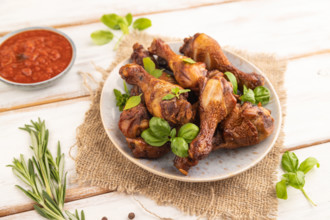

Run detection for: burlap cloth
[[75, 32, 287, 219]]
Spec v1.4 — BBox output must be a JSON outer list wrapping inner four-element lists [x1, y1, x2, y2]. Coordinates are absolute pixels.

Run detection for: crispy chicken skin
[[130, 43, 157, 66], [148, 38, 207, 91], [189, 71, 236, 160], [119, 63, 194, 125], [213, 102, 275, 149], [119, 85, 170, 159], [180, 33, 265, 89], [130, 43, 177, 84], [118, 83, 149, 138], [118, 103, 149, 138], [173, 157, 198, 175], [126, 137, 170, 159]]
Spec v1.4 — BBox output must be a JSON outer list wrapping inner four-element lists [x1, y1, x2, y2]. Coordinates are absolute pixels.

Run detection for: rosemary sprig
[[7, 118, 85, 220]]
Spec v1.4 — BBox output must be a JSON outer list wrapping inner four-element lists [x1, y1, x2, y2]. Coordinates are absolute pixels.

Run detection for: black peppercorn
[[128, 212, 135, 219]]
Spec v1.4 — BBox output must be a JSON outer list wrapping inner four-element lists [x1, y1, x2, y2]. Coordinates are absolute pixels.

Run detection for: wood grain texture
[[0, 0, 234, 34], [283, 53, 330, 148], [0, 98, 90, 210], [0, 0, 244, 37], [0, 186, 111, 217], [1, 192, 199, 220], [1, 0, 330, 219], [1, 0, 330, 111], [3, 143, 329, 220], [282, 138, 330, 153]]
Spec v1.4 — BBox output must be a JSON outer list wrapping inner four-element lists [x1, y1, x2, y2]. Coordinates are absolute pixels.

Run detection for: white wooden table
[[1, 0, 330, 219]]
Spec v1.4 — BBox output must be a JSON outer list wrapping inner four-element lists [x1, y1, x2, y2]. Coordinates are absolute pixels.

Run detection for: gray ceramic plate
[[100, 42, 282, 182]]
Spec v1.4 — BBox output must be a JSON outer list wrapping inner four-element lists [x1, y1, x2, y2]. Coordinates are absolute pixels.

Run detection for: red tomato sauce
[[0, 30, 73, 83]]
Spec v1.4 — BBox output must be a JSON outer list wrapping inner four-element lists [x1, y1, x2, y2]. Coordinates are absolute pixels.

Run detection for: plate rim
[[100, 43, 282, 182]]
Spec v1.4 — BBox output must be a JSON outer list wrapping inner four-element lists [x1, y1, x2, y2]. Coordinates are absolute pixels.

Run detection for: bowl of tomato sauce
[[0, 27, 76, 88]]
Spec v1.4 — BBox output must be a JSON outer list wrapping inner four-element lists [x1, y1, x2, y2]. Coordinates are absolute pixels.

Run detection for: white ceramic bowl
[[100, 42, 282, 182]]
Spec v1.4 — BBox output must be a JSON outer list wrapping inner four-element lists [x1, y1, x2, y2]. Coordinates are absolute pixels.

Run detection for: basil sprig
[[224, 73, 270, 105], [240, 85, 270, 105], [224, 71, 238, 94], [91, 12, 152, 49], [90, 30, 114, 45], [276, 151, 320, 206], [133, 18, 152, 30], [113, 81, 130, 111], [240, 85, 256, 104], [162, 87, 191, 100], [182, 58, 196, 64], [141, 117, 199, 158], [254, 86, 270, 105], [124, 94, 142, 110], [114, 81, 142, 111], [142, 57, 164, 78]]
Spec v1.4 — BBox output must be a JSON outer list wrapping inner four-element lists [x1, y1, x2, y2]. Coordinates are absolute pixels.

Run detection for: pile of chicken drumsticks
[[117, 33, 274, 175]]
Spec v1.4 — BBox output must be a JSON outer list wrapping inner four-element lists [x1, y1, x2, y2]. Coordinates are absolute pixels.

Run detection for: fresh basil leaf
[[142, 57, 164, 78], [281, 151, 299, 173], [125, 13, 133, 26], [178, 89, 191, 95], [90, 30, 114, 45], [101, 13, 123, 30], [171, 87, 180, 95], [298, 157, 320, 174], [182, 58, 196, 64], [133, 18, 152, 30], [283, 171, 305, 189], [120, 95, 130, 111], [162, 94, 175, 100], [149, 117, 171, 138], [113, 89, 129, 111], [123, 81, 129, 94], [113, 89, 122, 99], [170, 128, 176, 139], [224, 71, 238, 95], [143, 57, 156, 74], [254, 86, 270, 105], [240, 85, 255, 104], [171, 137, 189, 158], [141, 128, 168, 147], [178, 123, 199, 143], [119, 21, 129, 35], [276, 179, 288, 200], [124, 94, 142, 110], [151, 69, 163, 78]]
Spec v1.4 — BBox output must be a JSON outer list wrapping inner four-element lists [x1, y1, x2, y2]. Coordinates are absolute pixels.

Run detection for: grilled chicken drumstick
[[118, 86, 149, 138], [148, 38, 207, 91], [126, 137, 170, 159], [175, 102, 274, 174], [180, 33, 265, 89], [130, 43, 177, 84], [119, 63, 194, 125], [213, 102, 274, 149], [118, 85, 170, 159], [189, 71, 236, 160]]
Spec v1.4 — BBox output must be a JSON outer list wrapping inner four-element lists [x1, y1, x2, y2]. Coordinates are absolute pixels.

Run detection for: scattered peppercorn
[[128, 212, 135, 219]]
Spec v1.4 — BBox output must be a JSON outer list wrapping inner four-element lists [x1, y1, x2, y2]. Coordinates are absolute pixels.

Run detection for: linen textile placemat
[[75, 32, 287, 219]]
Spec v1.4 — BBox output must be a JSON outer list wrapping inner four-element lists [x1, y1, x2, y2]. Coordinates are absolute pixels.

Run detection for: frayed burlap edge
[[75, 31, 287, 220]]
